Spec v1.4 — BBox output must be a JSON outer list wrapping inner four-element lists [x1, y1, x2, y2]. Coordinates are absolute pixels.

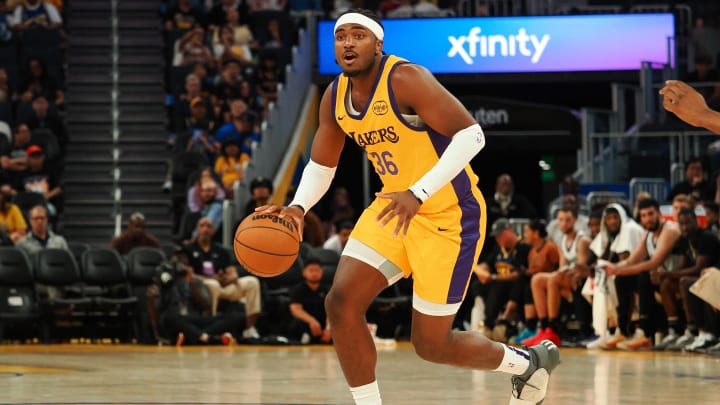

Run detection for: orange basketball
[[233, 212, 300, 277]]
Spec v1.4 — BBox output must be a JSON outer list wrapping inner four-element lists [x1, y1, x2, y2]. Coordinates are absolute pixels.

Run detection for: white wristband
[[409, 123, 485, 202], [289, 159, 336, 214]]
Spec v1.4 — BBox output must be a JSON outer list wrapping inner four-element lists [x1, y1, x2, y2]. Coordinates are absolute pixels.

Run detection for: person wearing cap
[[110, 212, 161, 256], [16, 144, 61, 216], [473, 218, 531, 342], [242, 176, 273, 217], [256, 8, 559, 404], [182, 96, 216, 157]]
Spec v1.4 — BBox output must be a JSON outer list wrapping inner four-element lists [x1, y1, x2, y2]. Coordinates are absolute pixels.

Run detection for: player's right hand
[[255, 204, 305, 241]]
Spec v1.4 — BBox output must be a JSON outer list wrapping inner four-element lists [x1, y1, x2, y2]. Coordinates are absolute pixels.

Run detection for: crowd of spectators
[[0, 0, 67, 244]]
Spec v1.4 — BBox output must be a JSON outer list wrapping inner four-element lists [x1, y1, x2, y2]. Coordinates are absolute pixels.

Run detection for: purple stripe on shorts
[[427, 130, 482, 304]]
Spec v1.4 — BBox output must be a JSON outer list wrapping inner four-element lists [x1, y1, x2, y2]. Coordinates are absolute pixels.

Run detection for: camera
[[156, 261, 187, 286]]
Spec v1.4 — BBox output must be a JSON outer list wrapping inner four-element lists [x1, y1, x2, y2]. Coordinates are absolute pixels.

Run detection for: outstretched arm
[[660, 80, 720, 134]]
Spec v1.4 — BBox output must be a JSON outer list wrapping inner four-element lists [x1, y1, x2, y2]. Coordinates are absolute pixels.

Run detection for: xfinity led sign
[[317, 14, 675, 74]]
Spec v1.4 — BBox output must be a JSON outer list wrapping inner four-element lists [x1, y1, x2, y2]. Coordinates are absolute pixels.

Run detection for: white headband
[[334, 13, 384, 41]]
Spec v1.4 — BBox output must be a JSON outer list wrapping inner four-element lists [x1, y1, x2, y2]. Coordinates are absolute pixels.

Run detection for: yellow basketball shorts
[[347, 190, 486, 306]]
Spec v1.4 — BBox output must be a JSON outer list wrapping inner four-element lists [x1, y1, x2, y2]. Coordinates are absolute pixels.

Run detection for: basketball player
[[605, 198, 681, 350], [258, 8, 559, 405], [660, 80, 720, 134], [523, 206, 592, 347]]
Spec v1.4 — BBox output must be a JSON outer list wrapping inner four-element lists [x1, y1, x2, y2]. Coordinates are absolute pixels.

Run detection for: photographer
[[147, 248, 243, 345]]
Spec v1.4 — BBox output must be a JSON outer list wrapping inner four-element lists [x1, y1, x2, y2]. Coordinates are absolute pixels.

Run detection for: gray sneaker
[[509, 340, 561, 405], [666, 329, 695, 352]]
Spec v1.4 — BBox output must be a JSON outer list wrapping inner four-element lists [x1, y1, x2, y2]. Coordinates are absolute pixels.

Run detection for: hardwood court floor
[[1, 343, 719, 405]]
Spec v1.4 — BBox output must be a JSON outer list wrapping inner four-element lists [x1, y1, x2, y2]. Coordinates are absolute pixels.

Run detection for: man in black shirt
[[184, 217, 262, 339], [704, 201, 720, 235], [667, 157, 716, 204], [654, 208, 720, 351], [288, 257, 331, 344], [474, 218, 531, 341]]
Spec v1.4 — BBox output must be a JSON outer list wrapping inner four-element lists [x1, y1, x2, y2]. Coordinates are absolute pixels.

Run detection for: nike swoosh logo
[[337, 116, 345, 120], [438, 227, 449, 232]]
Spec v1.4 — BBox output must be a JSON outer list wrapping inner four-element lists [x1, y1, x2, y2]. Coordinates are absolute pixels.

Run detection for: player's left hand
[[375, 190, 421, 237], [659, 80, 710, 127]]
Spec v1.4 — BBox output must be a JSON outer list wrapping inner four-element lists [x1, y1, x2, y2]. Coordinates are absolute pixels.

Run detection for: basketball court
[[1, 343, 718, 404]]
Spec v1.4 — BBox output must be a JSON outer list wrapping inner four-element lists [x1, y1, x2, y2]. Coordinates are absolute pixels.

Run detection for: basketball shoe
[[617, 329, 651, 350], [509, 340, 561, 405], [652, 329, 679, 351], [603, 329, 626, 349], [586, 333, 611, 349], [666, 329, 696, 352], [522, 327, 561, 347], [514, 328, 538, 345], [683, 332, 716, 352]]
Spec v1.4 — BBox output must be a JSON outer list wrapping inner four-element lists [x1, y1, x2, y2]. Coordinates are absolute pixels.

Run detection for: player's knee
[[411, 335, 447, 363], [325, 287, 349, 319]]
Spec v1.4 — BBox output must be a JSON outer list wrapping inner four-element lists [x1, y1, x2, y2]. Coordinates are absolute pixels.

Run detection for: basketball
[[233, 212, 300, 277]]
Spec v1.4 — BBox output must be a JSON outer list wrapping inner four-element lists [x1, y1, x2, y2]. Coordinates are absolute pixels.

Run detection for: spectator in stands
[[243, 176, 272, 217], [174, 74, 216, 133], [212, 60, 244, 106], [0, 1, 14, 45], [0, 123, 32, 184], [323, 219, 354, 255], [150, 248, 239, 346], [255, 52, 282, 112], [0, 68, 9, 102], [585, 203, 644, 350], [181, 97, 216, 158], [18, 145, 61, 216], [474, 218, 530, 342], [652, 208, 719, 352], [487, 174, 537, 227], [207, 0, 248, 28], [10, 0, 62, 30], [522, 206, 592, 347], [164, 0, 206, 31], [110, 212, 161, 256], [285, 184, 325, 247], [213, 24, 253, 67], [513, 219, 559, 344], [190, 62, 213, 98], [15, 204, 66, 255], [184, 217, 262, 339], [214, 138, 249, 197], [704, 201, 720, 234], [605, 198, 682, 350], [187, 167, 225, 213], [225, 7, 254, 48], [660, 80, 720, 135], [194, 177, 223, 230], [667, 157, 715, 204], [547, 175, 589, 218], [0, 185, 26, 242], [176, 26, 215, 68], [256, 17, 288, 49], [546, 195, 589, 246], [288, 256, 332, 344], [27, 94, 68, 154], [248, 0, 287, 12], [321, 186, 354, 238], [682, 54, 720, 103], [19, 58, 63, 107], [214, 102, 260, 156], [238, 79, 261, 117]]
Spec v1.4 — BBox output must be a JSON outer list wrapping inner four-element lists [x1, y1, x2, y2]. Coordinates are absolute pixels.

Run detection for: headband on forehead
[[334, 13, 384, 41]]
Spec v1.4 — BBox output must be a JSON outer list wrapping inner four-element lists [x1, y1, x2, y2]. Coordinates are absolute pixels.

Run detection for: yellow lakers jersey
[[332, 55, 481, 214]]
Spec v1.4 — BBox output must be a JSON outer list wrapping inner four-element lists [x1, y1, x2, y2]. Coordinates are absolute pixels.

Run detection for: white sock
[[349, 380, 381, 405], [493, 343, 530, 375]]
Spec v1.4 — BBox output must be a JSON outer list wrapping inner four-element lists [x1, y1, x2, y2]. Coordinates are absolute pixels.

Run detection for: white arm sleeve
[[409, 123, 485, 202], [289, 160, 337, 214]]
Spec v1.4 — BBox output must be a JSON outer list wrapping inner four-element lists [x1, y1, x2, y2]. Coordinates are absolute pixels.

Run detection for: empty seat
[[126, 247, 166, 287], [0, 247, 40, 340]]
